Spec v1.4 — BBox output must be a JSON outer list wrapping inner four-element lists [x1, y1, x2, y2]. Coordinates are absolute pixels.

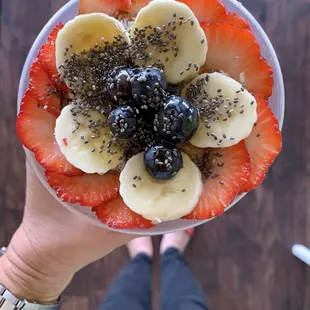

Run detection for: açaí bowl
[[17, 0, 285, 236]]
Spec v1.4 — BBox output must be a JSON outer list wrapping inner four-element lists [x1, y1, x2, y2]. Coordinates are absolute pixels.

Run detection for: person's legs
[[98, 237, 153, 310], [159, 232, 209, 310]]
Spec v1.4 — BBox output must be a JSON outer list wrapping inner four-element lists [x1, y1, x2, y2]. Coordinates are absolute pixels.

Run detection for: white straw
[[292, 244, 310, 266]]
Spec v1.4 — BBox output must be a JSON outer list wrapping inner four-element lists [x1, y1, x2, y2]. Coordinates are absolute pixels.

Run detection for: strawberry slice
[[224, 12, 250, 29], [39, 42, 68, 93], [241, 96, 282, 193], [29, 59, 61, 116], [38, 23, 68, 94], [165, 0, 250, 29], [46, 171, 120, 207], [93, 195, 154, 229], [183, 141, 250, 220], [17, 90, 54, 152], [34, 143, 83, 177], [78, 0, 131, 15], [48, 23, 64, 40], [178, 0, 226, 24], [201, 23, 273, 99], [16, 90, 83, 176]]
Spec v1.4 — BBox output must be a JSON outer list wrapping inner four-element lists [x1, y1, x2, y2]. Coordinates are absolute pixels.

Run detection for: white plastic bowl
[[17, 0, 285, 236]]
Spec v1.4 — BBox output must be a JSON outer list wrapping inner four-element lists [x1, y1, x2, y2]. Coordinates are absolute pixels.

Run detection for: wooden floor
[[1, 0, 310, 309]]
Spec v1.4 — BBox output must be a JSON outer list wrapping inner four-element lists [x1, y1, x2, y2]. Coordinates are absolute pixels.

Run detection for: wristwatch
[[0, 247, 61, 309]]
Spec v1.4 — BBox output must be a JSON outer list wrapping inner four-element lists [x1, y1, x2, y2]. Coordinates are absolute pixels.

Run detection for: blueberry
[[154, 96, 199, 143], [136, 108, 158, 128], [144, 142, 183, 180], [108, 105, 137, 139], [131, 120, 157, 147], [107, 67, 134, 104], [131, 67, 167, 112]]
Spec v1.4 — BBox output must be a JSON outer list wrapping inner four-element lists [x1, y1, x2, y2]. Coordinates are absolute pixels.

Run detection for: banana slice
[[182, 72, 257, 148], [55, 105, 124, 174], [120, 152, 203, 222], [56, 13, 130, 70], [131, 0, 207, 84]]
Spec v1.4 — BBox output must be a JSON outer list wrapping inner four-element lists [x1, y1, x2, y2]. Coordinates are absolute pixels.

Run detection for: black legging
[[99, 247, 209, 310]]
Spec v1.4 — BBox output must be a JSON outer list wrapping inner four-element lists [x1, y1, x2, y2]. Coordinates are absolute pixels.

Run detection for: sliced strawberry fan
[[184, 141, 250, 220], [78, 0, 131, 15], [93, 195, 154, 229], [182, 0, 250, 29], [16, 91, 82, 176], [178, 0, 249, 29], [38, 23, 69, 94], [46, 171, 120, 207], [241, 96, 282, 193], [201, 22, 273, 99], [178, 0, 226, 24], [78, 0, 250, 29], [29, 59, 62, 117], [29, 24, 69, 118]]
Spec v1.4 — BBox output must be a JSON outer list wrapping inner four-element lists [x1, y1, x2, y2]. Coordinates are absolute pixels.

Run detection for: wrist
[[0, 226, 72, 304]]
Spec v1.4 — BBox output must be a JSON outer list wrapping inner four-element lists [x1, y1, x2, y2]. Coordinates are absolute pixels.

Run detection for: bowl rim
[[17, 0, 285, 236]]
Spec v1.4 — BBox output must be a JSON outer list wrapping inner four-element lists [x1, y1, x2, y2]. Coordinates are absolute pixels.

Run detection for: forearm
[[0, 226, 71, 304], [0, 257, 65, 304], [0, 220, 132, 304]]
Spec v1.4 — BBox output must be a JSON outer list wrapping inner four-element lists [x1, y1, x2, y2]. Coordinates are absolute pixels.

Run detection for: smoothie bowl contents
[[16, 0, 282, 229]]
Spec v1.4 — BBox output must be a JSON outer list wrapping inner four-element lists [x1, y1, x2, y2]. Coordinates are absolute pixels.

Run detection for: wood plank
[[0, 0, 309, 309]]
